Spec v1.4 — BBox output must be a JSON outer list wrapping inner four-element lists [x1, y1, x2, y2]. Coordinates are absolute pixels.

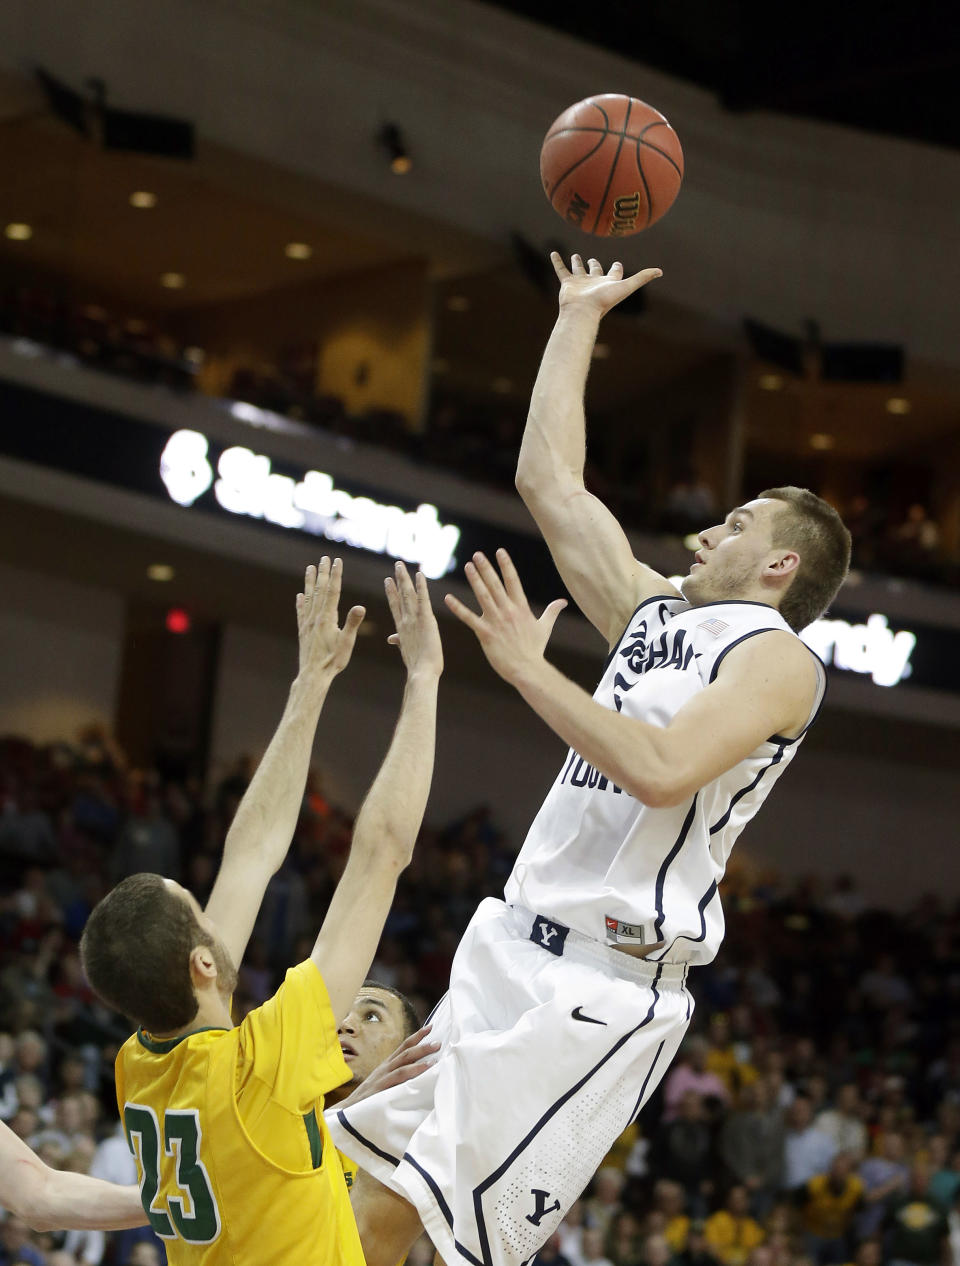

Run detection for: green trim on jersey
[[137, 1026, 228, 1054]]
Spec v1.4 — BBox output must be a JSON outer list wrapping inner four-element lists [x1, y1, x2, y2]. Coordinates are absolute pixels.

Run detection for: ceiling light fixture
[[147, 563, 175, 582], [809, 433, 836, 450], [758, 373, 783, 391], [160, 272, 185, 289], [446, 295, 470, 312], [4, 223, 33, 241], [129, 191, 157, 208], [284, 241, 313, 260], [886, 397, 911, 415], [378, 123, 412, 175]]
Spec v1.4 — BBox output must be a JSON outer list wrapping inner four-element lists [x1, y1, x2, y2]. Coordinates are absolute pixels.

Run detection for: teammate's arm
[[0, 1119, 147, 1233], [446, 550, 818, 808], [309, 563, 442, 1021], [516, 253, 677, 647], [205, 558, 365, 966]]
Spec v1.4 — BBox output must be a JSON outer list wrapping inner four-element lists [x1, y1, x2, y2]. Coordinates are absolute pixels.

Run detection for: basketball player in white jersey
[[328, 254, 851, 1266]]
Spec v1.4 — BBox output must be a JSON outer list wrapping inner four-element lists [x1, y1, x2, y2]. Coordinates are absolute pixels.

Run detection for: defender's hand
[[337, 1027, 441, 1109], [552, 252, 662, 316], [444, 549, 566, 685], [296, 558, 365, 683], [385, 563, 444, 679]]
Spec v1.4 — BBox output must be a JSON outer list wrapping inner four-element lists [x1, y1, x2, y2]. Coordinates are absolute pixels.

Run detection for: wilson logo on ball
[[609, 192, 641, 236]]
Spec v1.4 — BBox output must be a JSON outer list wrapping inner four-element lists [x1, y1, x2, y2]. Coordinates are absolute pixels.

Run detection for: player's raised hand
[[385, 562, 444, 679], [445, 548, 566, 685], [551, 251, 662, 316], [296, 558, 365, 683]]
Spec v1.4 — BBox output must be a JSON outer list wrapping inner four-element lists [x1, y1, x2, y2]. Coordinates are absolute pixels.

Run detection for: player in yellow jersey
[[328, 982, 422, 1192], [80, 557, 443, 1266]]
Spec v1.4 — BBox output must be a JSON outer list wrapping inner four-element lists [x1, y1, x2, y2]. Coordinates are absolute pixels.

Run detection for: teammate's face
[[337, 987, 408, 1085], [681, 498, 784, 606]]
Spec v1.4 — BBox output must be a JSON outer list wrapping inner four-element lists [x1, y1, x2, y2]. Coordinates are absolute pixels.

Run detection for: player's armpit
[[519, 480, 679, 646], [653, 632, 821, 805]]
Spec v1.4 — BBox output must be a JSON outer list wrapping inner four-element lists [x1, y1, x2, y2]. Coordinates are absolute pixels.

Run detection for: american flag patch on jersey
[[698, 617, 729, 636]]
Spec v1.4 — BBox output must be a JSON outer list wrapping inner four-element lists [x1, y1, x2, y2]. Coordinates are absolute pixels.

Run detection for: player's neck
[[152, 990, 234, 1041]]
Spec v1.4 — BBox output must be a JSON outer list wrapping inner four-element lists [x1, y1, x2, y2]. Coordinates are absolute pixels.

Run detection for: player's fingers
[[607, 260, 625, 278], [570, 253, 586, 275], [303, 563, 318, 604], [319, 556, 343, 619], [550, 250, 570, 280], [470, 552, 507, 607], [538, 597, 568, 638], [415, 570, 431, 605], [623, 266, 663, 295], [384, 575, 402, 628], [395, 560, 417, 614], [462, 558, 497, 612], [587, 257, 604, 276], [444, 592, 482, 633], [494, 548, 526, 604], [339, 604, 365, 653]]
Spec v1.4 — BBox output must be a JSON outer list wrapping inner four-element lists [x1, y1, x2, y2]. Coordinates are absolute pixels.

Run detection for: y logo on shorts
[[525, 1188, 562, 1226], [530, 915, 568, 956]]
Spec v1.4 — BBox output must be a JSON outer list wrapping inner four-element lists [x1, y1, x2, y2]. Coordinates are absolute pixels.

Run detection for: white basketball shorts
[[328, 897, 694, 1266]]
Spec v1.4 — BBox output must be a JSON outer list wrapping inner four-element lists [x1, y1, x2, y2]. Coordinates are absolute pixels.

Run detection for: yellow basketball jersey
[[116, 960, 363, 1266]]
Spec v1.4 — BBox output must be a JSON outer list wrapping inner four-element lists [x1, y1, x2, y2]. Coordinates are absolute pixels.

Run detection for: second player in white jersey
[[507, 595, 826, 964]]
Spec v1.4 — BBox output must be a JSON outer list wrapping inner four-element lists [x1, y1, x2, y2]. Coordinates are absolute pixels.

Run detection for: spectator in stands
[[885, 1162, 948, 1266], [656, 1092, 717, 1215], [664, 1036, 731, 1121], [704, 1184, 766, 1266], [799, 1152, 864, 1265], [814, 1085, 869, 1159], [784, 1097, 837, 1192], [720, 1080, 785, 1217]]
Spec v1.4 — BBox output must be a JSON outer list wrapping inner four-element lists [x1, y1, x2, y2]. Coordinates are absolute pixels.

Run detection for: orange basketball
[[540, 94, 684, 237]]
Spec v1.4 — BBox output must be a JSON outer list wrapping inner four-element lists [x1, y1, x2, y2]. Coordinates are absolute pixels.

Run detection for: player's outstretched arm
[[0, 1119, 147, 1233], [516, 253, 678, 647], [447, 550, 818, 807], [311, 563, 442, 1020], [205, 557, 365, 966]]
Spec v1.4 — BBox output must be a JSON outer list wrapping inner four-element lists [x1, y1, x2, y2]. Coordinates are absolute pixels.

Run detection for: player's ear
[[189, 945, 218, 984], [767, 550, 800, 579]]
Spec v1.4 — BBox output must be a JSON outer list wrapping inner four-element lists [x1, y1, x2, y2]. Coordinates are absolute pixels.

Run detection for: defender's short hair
[[759, 486, 852, 631], [361, 979, 420, 1039], [80, 874, 207, 1033]]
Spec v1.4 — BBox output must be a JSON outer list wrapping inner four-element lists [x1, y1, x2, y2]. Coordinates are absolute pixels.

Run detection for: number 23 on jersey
[[124, 1102, 221, 1244]]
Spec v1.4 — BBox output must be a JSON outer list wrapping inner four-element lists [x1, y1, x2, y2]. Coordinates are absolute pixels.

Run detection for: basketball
[[540, 94, 684, 237]]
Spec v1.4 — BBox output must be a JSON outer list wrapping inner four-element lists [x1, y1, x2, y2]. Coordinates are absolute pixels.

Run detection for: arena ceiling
[[486, 1, 959, 152]]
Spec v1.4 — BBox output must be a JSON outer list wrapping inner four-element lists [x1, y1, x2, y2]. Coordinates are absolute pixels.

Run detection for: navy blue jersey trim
[[400, 1153, 484, 1266], [652, 795, 698, 944], [770, 651, 828, 745], [707, 627, 783, 683], [695, 600, 779, 611], [601, 593, 681, 676], [335, 1110, 401, 1167], [653, 880, 719, 960], [424, 992, 447, 1027], [708, 747, 785, 836], [630, 1040, 667, 1123], [470, 981, 665, 1266]]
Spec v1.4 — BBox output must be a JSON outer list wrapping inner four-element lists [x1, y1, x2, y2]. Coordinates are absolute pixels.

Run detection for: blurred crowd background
[[2, 727, 960, 1266]]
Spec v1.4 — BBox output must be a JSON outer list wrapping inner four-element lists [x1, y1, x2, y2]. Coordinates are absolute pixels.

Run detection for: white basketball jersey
[[504, 596, 826, 965]]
